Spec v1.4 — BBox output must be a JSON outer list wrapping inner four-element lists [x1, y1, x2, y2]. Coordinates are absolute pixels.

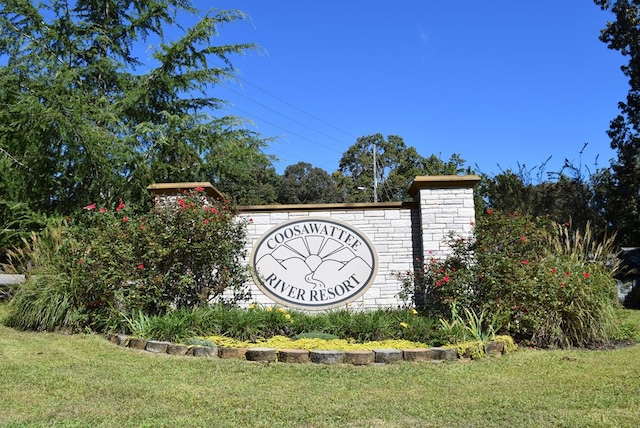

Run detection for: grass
[[2, 303, 640, 427]]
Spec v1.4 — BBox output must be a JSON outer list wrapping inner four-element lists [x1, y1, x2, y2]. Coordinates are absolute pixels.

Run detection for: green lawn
[[2, 307, 640, 427]]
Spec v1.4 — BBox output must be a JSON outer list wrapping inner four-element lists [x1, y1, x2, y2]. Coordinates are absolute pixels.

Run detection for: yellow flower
[[411, 309, 418, 315], [400, 322, 409, 329], [276, 307, 287, 314], [284, 313, 291, 319], [248, 303, 256, 309], [266, 306, 272, 312]]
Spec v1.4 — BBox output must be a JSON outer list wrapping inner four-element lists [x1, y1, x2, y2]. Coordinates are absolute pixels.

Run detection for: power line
[[229, 105, 344, 155], [235, 76, 358, 140], [226, 86, 352, 148]]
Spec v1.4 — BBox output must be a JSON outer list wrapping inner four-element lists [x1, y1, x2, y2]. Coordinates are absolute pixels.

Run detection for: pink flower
[[443, 276, 450, 283], [83, 203, 96, 210], [204, 219, 209, 225], [210, 207, 217, 213], [551, 268, 557, 274], [560, 283, 565, 288], [178, 199, 185, 206], [99, 207, 106, 213], [116, 199, 125, 211], [522, 260, 529, 265], [520, 236, 527, 242], [565, 272, 570, 277], [79, 259, 84, 264], [122, 216, 129, 222], [486, 209, 493, 215], [196, 186, 204, 192], [137, 263, 144, 270], [249, 218, 253, 223], [139, 224, 144, 229]]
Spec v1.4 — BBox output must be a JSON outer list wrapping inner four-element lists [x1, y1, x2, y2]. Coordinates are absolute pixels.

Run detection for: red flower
[[116, 199, 125, 211], [584, 272, 590, 279], [196, 186, 204, 192], [79, 259, 84, 264], [443, 276, 450, 283], [83, 203, 96, 210], [137, 263, 144, 270], [210, 207, 217, 213], [551, 268, 557, 274], [99, 207, 106, 213], [249, 218, 253, 223], [520, 236, 527, 242], [565, 272, 570, 277], [204, 219, 209, 225], [486, 209, 493, 215], [178, 199, 185, 206], [560, 283, 565, 288], [139, 224, 145, 229], [122, 216, 129, 222], [522, 260, 529, 265]]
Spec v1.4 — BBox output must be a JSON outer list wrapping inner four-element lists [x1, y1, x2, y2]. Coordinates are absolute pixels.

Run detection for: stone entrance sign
[[149, 175, 481, 311], [250, 217, 378, 310]]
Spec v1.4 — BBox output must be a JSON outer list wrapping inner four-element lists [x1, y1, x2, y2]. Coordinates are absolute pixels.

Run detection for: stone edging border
[[106, 334, 508, 365]]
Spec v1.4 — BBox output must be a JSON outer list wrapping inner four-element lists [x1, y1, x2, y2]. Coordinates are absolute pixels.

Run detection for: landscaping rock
[[430, 347, 458, 361], [402, 348, 432, 362], [191, 346, 218, 358], [277, 349, 310, 363], [246, 347, 277, 363], [106, 333, 119, 345], [128, 337, 147, 350], [116, 334, 129, 347], [487, 341, 504, 356], [167, 344, 189, 356], [310, 350, 345, 365], [344, 350, 374, 365], [145, 340, 170, 354], [374, 349, 403, 364], [218, 347, 247, 359]]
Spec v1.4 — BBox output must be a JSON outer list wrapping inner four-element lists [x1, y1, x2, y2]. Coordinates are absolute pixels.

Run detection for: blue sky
[[184, 1, 627, 178]]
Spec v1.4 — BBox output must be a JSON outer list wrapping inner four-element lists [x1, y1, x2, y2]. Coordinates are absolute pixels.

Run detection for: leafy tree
[[593, 0, 640, 245], [0, 0, 271, 218], [278, 162, 340, 204], [337, 134, 469, 202], [477, 154, 607, 235]]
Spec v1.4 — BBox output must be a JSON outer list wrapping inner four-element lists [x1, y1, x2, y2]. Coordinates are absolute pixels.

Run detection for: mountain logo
[[250, 217, 378, 310]]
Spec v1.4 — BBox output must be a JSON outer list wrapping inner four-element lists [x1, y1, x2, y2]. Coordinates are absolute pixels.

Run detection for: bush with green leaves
[[4, 189, 250, 332], [398, 210, 621, 348]]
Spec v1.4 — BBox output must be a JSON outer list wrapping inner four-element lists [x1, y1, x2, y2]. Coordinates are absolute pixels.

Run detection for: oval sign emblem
[[250, 217, 378, 310]]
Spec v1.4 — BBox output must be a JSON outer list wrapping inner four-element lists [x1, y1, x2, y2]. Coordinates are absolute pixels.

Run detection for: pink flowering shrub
[[5, 189, 250, 332], [398, 210, 620, 347]]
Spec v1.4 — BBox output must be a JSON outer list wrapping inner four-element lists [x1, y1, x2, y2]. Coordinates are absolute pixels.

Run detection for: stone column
[[409, 175, 480, 260]]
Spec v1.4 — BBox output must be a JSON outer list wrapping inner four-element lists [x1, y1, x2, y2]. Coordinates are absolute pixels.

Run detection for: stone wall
[[149, 175, 480, 312], [237, 203, 418, 310]]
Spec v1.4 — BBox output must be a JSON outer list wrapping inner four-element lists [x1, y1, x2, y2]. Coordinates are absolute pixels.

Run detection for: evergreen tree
[[0, 0, 271, 216], [594, 0, 640, 244]]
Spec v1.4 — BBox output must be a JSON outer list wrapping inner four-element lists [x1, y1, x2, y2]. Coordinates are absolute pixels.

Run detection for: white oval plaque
[[250, 217, 378, 310]]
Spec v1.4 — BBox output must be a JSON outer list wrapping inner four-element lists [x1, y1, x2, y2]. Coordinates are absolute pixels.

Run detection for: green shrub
[[399, 210, 622, 348]]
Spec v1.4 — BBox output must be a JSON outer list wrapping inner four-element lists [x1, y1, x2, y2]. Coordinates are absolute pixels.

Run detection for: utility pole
[[372, 142, 378, 202]]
